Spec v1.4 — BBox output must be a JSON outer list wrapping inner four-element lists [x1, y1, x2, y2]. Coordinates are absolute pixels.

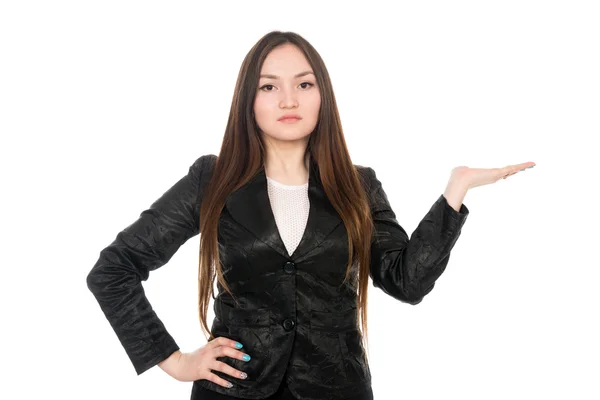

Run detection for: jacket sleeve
[[86, 154, 212, 375], [365, 167, 469, 305]]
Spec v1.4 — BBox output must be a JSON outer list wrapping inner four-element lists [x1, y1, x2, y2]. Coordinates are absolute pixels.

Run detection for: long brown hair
[[197, 30, 375, 360]]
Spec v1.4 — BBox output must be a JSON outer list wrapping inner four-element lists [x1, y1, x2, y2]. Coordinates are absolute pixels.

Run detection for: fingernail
[[520, 169, 525, 171], [240, 372, 248, 379], [235, 342, 243, 349], [528, 165, 535, 168], [242, 354, 251, 361], [226, 382, 233, 388]]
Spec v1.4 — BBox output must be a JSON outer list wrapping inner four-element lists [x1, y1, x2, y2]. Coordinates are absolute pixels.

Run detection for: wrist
[[443, 178, 469, 213], [158, 350, 183, 376]]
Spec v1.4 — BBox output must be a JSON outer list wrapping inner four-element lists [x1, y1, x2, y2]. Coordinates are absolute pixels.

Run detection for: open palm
[[451, 161, 536, 190]]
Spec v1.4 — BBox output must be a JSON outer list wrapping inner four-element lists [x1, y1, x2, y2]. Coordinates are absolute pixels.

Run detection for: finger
[[207, 336, 242, 350], [523, 162, 536, 170], [501, 162, 536, 179], [205, 335, 220, 348], [211, 360, 248, 380], [522, 161, 536, 168], [503, 162, 532, 177], [513, 161, 536, 171], [511, 161, 536, 175], [205, 371, 235, 389], [215, 345, 250, 363], [499, 166, 512, 177]]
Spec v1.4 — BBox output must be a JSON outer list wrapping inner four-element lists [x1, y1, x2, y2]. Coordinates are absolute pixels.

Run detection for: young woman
[[87, 30, 535, 400]]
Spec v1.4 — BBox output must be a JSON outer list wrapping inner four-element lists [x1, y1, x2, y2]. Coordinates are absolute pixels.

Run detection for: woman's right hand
[[158, 337, 250, 387]]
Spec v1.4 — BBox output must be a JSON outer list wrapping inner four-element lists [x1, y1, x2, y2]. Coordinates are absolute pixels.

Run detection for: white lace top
[[266, 176, 310, 256]]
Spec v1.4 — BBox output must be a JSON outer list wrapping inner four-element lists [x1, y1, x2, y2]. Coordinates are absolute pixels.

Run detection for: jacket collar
[[224, 160, 343, 261]]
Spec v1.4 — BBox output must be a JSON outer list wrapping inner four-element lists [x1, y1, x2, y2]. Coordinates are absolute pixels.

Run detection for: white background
[[1, 1, 598, 399]]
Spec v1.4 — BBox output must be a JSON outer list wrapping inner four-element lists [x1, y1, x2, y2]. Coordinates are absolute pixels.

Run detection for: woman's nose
[[279, 88, 298, 108]]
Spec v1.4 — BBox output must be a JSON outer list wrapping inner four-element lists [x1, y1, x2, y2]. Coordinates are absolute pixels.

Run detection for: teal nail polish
[[242, 354, 251, 361], [235, 342, 243, 349], [520, 169, 525, 171], [528, 165, 535, 168]]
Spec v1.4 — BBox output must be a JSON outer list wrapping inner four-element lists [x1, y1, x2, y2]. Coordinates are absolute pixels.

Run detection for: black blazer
[[87, 154, 469, 400]]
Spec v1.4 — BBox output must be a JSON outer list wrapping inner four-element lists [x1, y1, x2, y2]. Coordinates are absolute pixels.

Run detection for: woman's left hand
[[450, 161, 536, 190]]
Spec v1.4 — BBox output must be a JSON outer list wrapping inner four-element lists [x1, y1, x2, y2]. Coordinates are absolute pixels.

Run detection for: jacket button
[[283, 261, 296, 274], [282, 319, 295, 330]]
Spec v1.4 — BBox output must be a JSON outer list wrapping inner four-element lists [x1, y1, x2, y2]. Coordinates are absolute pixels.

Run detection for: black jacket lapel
[[224, 162, 343, 261]]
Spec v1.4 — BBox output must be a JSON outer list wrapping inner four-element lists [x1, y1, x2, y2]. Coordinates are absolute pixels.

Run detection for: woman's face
[[254, 44, 321, 145]]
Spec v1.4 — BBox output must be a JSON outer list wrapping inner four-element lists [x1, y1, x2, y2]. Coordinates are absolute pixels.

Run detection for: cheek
[[255, 92, 277, 107], [308, 95, 321, 117], [253, 98, 273, 123]]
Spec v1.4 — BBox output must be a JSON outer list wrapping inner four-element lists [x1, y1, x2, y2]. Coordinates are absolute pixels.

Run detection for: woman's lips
[[278, 117, 301, 123]]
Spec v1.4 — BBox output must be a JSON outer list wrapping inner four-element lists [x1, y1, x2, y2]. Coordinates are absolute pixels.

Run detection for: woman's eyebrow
[[259, 71, 315, 79]]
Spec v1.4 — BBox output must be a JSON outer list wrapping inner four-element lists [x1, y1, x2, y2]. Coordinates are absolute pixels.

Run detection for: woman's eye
[[259, 82, 315, 91]]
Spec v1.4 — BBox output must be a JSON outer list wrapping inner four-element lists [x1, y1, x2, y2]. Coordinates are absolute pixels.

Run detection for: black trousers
[[190, 379, 374, 400]]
